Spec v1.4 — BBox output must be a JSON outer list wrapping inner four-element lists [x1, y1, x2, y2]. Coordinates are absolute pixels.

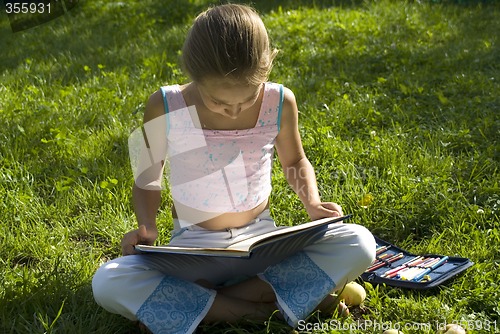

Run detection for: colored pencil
[[401, 267, 426, 281], [405, 257, 427, 267], [369, 252, 392, 267], [366, 252, 404, 272], [376, 245, 391, 255], [381, 256, 422, 277], [421, 257, 439, 268], [397, 256, 437, 280], [412, 256, 449, 282]]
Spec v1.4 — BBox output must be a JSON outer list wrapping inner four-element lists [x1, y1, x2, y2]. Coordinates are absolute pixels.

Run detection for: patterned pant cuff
[[261, 251, 335, 327], [136, 276, 216, 334]]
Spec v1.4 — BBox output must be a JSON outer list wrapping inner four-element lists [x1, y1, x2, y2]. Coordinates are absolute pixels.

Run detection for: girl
[[92, 4, 375, 334]]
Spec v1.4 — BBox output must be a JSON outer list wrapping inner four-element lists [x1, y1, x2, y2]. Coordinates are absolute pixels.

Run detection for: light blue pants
[[92, 210, 375, 333]]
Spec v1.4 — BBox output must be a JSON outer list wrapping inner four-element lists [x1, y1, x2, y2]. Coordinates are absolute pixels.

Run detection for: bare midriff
[[172, 198, 269, 230]]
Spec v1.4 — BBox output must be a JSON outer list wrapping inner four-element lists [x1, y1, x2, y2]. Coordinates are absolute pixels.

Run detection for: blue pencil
[[412, 256, 449, 282]]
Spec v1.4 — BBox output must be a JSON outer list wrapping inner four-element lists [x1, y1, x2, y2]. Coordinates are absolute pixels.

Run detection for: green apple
[[338, 281, 366, 306]]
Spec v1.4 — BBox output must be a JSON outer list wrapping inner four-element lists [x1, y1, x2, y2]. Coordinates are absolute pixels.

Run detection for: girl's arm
[[274, 87, 343, 221], [121, 90, 166, 255]]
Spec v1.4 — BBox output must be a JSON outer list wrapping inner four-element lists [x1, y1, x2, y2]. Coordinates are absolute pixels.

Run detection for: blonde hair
[[181, 4, 278, 86]]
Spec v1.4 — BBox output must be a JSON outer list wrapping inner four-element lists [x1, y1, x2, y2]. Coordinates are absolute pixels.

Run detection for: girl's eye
[[211, 99, 221, 105]]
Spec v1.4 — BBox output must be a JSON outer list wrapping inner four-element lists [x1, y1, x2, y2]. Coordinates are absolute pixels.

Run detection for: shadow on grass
[[1, 0, 497, 78], [0, 0, 365, 79]]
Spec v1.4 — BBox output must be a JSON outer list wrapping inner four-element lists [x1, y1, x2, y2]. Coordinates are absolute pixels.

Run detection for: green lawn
[[0, 0, 498, 333]]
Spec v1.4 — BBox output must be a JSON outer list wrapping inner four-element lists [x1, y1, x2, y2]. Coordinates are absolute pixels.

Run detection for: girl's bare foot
[[317, 293, 350, 317]]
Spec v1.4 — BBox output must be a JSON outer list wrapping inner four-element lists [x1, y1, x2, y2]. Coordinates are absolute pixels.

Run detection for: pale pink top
[[160, 82, 284, 214]]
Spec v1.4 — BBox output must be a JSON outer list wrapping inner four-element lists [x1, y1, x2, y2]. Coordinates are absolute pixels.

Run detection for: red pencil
[[369, 252, 392, 266], [376, 245, 391, 255], [366, 252, 404, 272], [381, 256, 423, 277], [422, 257, 439, 268]]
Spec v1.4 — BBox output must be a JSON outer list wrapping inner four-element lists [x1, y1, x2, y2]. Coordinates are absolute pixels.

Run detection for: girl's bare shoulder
[[280, 86, 300, 126], [144, 89, 166, 122], [282, 86, 298, 107]]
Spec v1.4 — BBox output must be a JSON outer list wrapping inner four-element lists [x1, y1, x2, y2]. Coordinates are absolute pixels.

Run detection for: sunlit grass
[[1, 0, 498, 333]]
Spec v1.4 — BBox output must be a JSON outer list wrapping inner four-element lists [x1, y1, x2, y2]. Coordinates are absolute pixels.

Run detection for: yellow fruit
[[383, 330, 403, 334], [338, 281, 366, 306], [440, 324, 466, 334]]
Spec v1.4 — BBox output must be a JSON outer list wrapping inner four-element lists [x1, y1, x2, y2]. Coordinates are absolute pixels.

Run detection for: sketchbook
[[135, 215, 351, 258]]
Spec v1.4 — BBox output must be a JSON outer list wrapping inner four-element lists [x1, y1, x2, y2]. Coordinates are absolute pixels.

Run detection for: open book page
[[135, 214, 351, 258]]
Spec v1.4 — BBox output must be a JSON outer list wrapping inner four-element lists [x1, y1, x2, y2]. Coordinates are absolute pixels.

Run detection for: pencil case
[[360, 236, 474, 289]]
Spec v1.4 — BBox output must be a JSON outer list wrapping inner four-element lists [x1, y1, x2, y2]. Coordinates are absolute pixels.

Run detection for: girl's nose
[[225, 104, 241, 118]]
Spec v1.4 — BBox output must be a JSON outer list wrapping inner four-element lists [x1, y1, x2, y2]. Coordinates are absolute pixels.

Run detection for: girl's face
[[196, 78, 263, 119]]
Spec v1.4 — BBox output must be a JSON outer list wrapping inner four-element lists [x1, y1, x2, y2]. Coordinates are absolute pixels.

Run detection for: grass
[[0, 0, 498, 333]]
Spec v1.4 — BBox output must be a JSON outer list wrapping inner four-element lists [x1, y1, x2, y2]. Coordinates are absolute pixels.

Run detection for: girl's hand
[[121, 225, 158, 256], [307, 202, 344, 221]]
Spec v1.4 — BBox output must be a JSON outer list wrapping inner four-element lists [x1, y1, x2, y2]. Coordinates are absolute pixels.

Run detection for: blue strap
[[277, 84, 284, 132], [159, 86, 170, 134]]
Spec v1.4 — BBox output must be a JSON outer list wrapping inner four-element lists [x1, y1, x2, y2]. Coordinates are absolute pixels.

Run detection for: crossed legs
[[93, 223, 375, 333], [203, 276, 346, 324]]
